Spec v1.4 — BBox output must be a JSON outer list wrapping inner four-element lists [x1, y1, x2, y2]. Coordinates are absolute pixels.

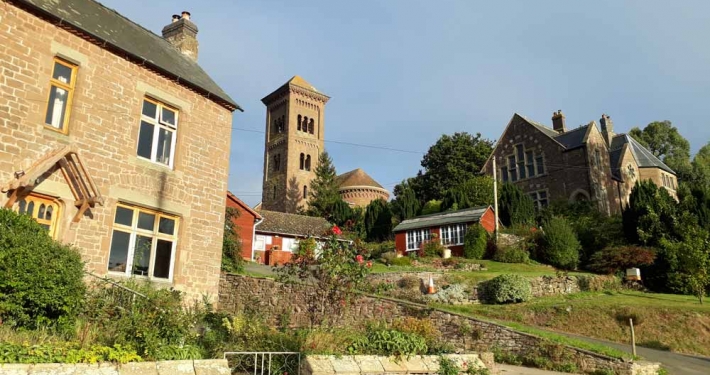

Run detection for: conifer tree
[[307, 152, 340, 220], [391, 180, 420, 221], [364, 198, 393, 242], [498, 183, 535, 227]]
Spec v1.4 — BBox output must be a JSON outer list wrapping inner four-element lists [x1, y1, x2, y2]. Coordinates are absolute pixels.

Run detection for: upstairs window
[[44, 58, 77, 133], [308, 118, 315, 134], [505, 144, 545, 182], [297, 115, 302, 131], [273, 154, 281, 172], [137, 98, 178, 167], [303, 185, 308, 199], [536, 155, 545, 175], [299, 153, 305, 170], [107, 204, 178, 281], [500, 166, 509, 182], [594, 149, 602, 168], [15, 193, 61, 238], [305, 155, 312, 171]]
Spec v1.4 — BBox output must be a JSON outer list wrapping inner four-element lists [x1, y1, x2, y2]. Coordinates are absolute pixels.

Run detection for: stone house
[[393, 206, 496, 256], [482, 112, 677, 215], [259, 76, 388, 213], [0, 0, 240, 301]]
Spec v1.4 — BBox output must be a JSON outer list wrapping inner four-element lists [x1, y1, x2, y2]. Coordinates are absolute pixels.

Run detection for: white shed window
[[406, 229, 431, 251], [441, 224, 467, 246]]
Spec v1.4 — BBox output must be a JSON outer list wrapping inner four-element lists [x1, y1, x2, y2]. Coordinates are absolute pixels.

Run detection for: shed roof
[[393, 206, 491, 233], [16, 0, 240, 111], [256, 210, 331, 237]]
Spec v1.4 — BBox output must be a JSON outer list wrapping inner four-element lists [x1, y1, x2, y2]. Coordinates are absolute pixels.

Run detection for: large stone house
[[482, 111, 677, 215], [259, 76, 388, 213], [0, 0, 239, 300]]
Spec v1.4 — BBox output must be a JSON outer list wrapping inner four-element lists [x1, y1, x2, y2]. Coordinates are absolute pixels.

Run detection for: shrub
[[0, 209, 86, 330], [441, 257, 460, 268], [380, 251, 397, 265], [390, 256, 413, 267], [539, 216, 580, 270], [493, 244, 530, 264], [367, 241, 395, 260], [428, 284, 468, 304], [347, 328, 427, 357], [587, 246, 656, 275], [0, 342, 141, 364], [577, 275, 621, 292], [421, 240, 445, 258], [483, 274, 532, 304], [398, 276, 421, 289], [391, 317, 441, 344], [464, 224, 488, 259]]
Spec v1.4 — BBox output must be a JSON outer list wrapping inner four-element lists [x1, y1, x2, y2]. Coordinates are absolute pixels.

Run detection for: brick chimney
[[552, 110, 566, 133], [600, 114, 615, 146], [162, 11, 199, 61]]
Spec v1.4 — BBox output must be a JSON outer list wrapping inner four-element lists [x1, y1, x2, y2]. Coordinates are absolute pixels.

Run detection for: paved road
[[497, 364, 576, 375], [558, 332, 710, 375]]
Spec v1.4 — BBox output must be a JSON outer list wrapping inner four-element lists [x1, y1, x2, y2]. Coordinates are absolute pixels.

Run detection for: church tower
[[260, 76, 330, 213]]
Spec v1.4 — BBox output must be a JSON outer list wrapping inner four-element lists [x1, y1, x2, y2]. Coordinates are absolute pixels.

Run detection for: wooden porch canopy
[[2, 144, 104, 222]]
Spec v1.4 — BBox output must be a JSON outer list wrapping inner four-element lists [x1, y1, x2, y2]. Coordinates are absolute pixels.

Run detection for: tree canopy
[[364, 198, 393, 242], [440, 175, 494, 212], [629, 121, 692, 181], [391, 179, 420, 221]]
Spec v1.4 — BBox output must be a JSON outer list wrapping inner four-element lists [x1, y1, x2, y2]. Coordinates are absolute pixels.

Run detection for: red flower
[[366, 261, 372, 268], [356, 254, 364, 264], [332, 225, 342, 235]]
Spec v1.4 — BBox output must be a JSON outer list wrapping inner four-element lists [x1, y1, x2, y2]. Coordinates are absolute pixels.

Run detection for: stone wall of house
[[219, 274, 657, 374], [0, 359, 230, 375], [0, 3, 233, 301]]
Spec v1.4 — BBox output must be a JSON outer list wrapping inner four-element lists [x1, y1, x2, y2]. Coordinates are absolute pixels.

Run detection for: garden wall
[[219, 274, 656, 375], [0, 359, 229, 375], [301, 354, 493, 375]]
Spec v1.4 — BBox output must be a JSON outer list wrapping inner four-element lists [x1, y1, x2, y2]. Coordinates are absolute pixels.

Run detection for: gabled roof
[[335, 168, 386, 190], [611, 134, 675, 174], [226, 192, 262, 220], [554, 124, 591, 149], [256, 210, 331, 237], [15, 0, 240, 111], [393, 206, 491, 233]]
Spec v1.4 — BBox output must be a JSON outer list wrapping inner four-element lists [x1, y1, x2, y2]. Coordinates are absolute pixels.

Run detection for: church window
[[15, 193, 61, 238], [305, 155, 312, 171], [299, 153, 305, 170], [303, 185, 308, 199], [297, 115, 302, 131], [308, 119, 314, 134], [508, 155, 517, 182], [594, 149, 602, 168], [536, 155, 545, 175], [303, 116, 309, 132], [273, 154, 281, 172], [505, 144, 544, 182], [525, 151, 535, 177]]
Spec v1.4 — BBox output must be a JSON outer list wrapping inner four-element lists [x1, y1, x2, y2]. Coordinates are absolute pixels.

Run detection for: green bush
[[0, 209, 86, 330], [380, 251, 397, 265], [390, 256, 413, 267], [421, 240, 445, 258], [483, 274, 532, 304], [0, 342, 141, 364], [347, 328, 427, 357], [539, 217, 580, 270], [492, 244, 530, 264], [367, 241, 395, 260], [464, 224, 488, 259]]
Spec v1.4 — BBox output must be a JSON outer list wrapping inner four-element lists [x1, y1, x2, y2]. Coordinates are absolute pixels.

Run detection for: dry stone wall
[[219, 274, 658, 375], [301, 354, 494, 375], [0, 359, 229, 375]]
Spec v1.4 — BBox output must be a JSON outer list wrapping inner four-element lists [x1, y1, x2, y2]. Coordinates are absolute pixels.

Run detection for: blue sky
[[100, 0, 710, 206]]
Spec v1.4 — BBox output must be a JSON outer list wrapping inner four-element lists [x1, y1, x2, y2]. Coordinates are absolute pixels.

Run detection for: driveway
[[497, 364, 577, 375], [558, 332, 710, 375]]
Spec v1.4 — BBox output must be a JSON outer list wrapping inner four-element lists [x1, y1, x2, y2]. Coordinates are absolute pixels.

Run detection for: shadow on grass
[[639, 340, 671, 351]]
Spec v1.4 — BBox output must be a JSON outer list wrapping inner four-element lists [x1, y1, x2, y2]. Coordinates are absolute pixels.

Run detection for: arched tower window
[[299, 153, 305, 170], [305, 154, 311, 171], [303, 185, 308, 200], [297, 115, 302, 131], [303, 116, 308, 132], [308, 119, 314, 134]]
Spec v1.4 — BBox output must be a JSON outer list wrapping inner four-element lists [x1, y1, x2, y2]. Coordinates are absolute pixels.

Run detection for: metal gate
[[223, 352, 301, 375]]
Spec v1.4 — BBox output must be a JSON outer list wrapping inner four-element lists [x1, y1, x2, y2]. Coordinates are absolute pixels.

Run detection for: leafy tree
[[391, 179, 421, 221], [498, 183, 535, 227], [275, 229, 371, 327], [629, 121, 692, 181], [364, 199, 393, 242], [222, 207, 244, 273], [678, 183, 710, 229], [396, 132, 493, 202], [539, 216, 581, 270], [587, 246, 656, 275], [420, 200, 442, 215], [463, 224, 488, 259], [622, 180, 677, 246], [0, 209, 86, 330], [658, 222, 710, 304], [692, 142, 710, 187], [440, 176, 494, 211], [307, 152, 340, 220]]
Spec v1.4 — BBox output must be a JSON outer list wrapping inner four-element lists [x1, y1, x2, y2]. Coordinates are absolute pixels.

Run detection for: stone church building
[[483, 111, 677, 215], [259, 76, 389, 213]]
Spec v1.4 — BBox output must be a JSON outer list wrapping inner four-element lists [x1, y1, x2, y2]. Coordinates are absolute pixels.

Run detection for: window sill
[[134, 157, 180, 176], [104, 272, 174, 286]]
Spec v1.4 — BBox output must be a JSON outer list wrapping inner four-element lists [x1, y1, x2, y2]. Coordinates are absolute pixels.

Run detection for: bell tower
[[260, 76, 330, 213]]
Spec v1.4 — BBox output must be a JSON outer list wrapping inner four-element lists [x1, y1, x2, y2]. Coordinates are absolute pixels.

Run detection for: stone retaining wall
[[0, 359, 229, 375], [302, 354, 494, 375], [219, 274, 658, 375]]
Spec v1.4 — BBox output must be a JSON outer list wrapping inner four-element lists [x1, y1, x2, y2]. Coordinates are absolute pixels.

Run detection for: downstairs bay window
[[107, 204, 178, 281], [406, 229, 431, 251]]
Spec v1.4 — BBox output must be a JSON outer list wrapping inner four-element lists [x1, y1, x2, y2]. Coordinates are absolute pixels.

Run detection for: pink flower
[[356, 255, 364, 264], [332, 225, 342, 235], [366, 261, 372, 268]]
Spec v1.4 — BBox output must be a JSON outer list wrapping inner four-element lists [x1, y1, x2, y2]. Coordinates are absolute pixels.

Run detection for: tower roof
[[335, 168, 385, 190], [286, 75, 319, 92], [261, 75, 330, 105]]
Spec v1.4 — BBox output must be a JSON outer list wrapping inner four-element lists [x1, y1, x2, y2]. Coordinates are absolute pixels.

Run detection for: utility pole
[[493, 158, 499, 243]]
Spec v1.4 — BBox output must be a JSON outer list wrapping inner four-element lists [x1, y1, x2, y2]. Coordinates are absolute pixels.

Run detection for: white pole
[[493, 158, 499, 242]]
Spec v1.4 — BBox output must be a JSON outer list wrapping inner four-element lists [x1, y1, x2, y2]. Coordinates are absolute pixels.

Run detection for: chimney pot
[[162, 11, 199, 61], [171, 14, 180, 23], [181, 11, 191, 20]]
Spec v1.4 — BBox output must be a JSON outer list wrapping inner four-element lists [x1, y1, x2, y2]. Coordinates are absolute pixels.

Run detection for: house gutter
[[251, 216, 264, 261]]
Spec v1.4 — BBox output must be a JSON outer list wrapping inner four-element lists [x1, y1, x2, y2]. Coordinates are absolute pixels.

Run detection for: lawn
[[435, 290, 710, 357]]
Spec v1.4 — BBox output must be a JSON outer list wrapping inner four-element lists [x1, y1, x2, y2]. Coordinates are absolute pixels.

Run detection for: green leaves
[[483, 274, 532, 304], [364, 199, 393, 242]]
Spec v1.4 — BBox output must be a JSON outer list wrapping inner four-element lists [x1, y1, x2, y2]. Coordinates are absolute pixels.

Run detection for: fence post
[[629, 318, 636, 357]]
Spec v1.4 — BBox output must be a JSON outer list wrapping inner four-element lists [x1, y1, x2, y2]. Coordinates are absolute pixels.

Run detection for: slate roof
[[256, 210, 331, 237], [16, 0, 240, 111], [611, 134, 675, 174], [335, 168, 385, 190], [553, 125, 590, 149], [393, 206, 491, 233]]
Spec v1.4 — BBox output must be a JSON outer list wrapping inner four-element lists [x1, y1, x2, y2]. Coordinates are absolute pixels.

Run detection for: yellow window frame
[[44, 57, 78, 134], [14, 193, 61, 238]]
